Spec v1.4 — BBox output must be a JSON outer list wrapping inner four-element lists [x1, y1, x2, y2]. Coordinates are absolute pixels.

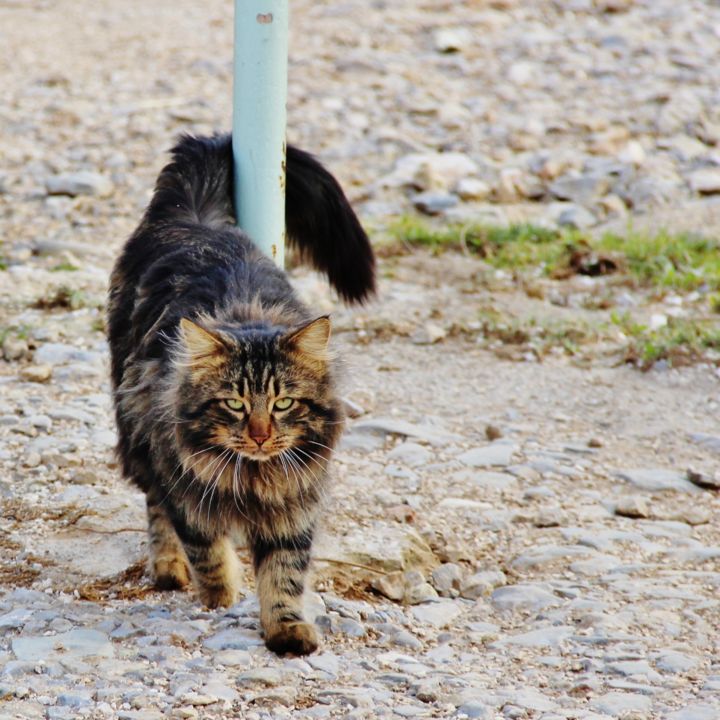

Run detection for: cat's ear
[[284, 316, 331, 366], [179, 318, 227, 370]]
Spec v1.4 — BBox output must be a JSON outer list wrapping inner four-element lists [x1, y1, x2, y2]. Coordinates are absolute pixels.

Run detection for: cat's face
[[173, 316, 337, 466]]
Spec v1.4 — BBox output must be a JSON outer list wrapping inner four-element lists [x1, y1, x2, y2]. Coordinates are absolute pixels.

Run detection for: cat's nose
[[248, 419, 271, 446]]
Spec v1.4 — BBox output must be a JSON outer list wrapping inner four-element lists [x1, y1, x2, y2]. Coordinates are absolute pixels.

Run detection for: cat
[[107, 133, 375, 655]]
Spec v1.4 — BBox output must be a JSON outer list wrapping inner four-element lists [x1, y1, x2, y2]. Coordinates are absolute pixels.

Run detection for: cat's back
[[108, 217, 294, 386]]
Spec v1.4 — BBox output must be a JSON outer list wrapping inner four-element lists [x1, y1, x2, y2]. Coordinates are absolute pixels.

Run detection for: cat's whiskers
[[279, 450, 307, 509], [162, 445, 218, 503], [194, 449, 232, 515], [306, 440, 335, 452], [285, 448, 328, 505], [230, 454, 252, 523], [206, 449, 236, 525]]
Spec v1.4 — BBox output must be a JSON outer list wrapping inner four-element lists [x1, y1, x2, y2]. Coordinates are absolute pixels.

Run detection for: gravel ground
[[2, 1, 720, 719]]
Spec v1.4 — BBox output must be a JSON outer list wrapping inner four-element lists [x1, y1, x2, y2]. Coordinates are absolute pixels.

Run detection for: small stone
[[405, 581, 439, 605], [432, 27, 473, 54], [550, 173, 611, 204], [686, 468, 720, 491], [237, 668, 284, 687], [2, 336, 29, 361], [484, 425, 502, 441], [456, 700, 491, 719], [614, 495, 651, 519], [412, 153, 479, 191], [412, 322, 446, 345], [430, 563, 463, 596], [667, 704, 719, 720], [490, 583, 558, 613], [202, 629, 264, 651], [12, 629, 113, 661], [617, 140, 645, 166], [590, 692, 651, 716], [557, 205, 597, 229], [655, 650, 699, 674], [617, 468, 698, 493], [370, 571, 405, 602], [19, 365, 52, 383], [386, 443, 432, 468], [595, 0, 634, 11], [507, 61, 538, 86], [45, 171, 114, 198], [493, 625, 574, 648], [455, 178, 491, 201], [411, 600, 463, 628], [496, 167, 541, 202], [22, 452, 42, 468], [457, 443, 517, 468], [308, 652, 340, 676], [460, 571, 506, 600], [412, 191, 458, 215], [28, 414, 52, 432], [689, 168, 720, 195]]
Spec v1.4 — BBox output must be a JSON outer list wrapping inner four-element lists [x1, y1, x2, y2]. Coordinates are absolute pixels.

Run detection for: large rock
[[317, 523, 437, 574]]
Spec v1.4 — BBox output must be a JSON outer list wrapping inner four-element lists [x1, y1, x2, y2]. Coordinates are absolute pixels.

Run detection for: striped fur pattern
[[107, 134, 374, 655]]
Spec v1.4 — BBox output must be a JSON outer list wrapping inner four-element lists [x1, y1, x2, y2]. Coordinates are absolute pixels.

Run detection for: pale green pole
[[233, 1, 288, 268]]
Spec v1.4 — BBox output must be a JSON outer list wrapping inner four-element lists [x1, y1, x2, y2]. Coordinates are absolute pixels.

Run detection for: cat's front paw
[[152, 555, 190, 591], [265, 621, 319, 656], [197, 583, 238, 609]]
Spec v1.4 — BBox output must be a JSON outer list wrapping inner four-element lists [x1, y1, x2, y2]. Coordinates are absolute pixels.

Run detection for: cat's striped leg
[[249, 520, 318, 656], [146, 496, 190, 590], [168, 510, 240, 608]]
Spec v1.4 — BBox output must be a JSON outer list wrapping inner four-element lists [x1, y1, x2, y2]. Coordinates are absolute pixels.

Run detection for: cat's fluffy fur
[[108, 134, 374, 655]]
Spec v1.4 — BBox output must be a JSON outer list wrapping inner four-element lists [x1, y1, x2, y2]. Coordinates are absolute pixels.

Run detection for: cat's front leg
[[169, 510, 240, 608], [249, 521, 318, 655]]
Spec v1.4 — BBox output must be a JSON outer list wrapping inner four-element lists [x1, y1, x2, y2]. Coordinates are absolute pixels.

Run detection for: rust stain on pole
[[257, 13, 273, 23], [271, 244, 278, 259]]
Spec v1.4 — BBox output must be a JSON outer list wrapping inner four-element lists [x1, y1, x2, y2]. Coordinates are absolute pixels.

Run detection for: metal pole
[[233, 1, 288, 268]]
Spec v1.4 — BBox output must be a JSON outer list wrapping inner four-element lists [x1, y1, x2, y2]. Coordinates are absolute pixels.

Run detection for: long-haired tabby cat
[[107, 134, 374, 655]]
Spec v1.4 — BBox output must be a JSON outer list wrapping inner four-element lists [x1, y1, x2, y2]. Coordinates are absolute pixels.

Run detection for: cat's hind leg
[[146, 496, 190, 590]]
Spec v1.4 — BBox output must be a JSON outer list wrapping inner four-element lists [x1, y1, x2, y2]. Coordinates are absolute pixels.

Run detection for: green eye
[[225, 398, 245, 412], [274, 397, 294, 411]]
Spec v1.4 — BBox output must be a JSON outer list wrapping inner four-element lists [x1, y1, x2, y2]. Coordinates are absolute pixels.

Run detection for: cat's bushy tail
[[149, 133, 375, 304]]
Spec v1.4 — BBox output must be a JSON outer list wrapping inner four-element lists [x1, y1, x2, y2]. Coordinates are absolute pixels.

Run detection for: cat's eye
[[273, 397, 294, 411], [225, 398, 245, 412]]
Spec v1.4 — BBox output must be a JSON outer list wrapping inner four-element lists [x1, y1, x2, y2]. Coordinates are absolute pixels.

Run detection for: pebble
[[457, 443, 517, 468], [430, 563, 463, 596], [386, 442, 432, 468], [590, 691, 652, 715], [19, 365, 53, 383], [411, 601, 463, 628], [617, 468, 698, 493], [614, 495, 651, 519], [459, 571, 507, 600], [12, 629, 113, 662], [689, 168, 720, 195], [45, 171, 114, 198], [490, 584, 559, 613], [412, 191, 459, 215], [432, 27, 473, 54]]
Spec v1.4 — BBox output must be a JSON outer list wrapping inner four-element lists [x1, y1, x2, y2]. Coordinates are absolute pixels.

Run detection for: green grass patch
[[611, 312, 720, 369], [50, 262, 80, 272], [388, 217, 720, 292]]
